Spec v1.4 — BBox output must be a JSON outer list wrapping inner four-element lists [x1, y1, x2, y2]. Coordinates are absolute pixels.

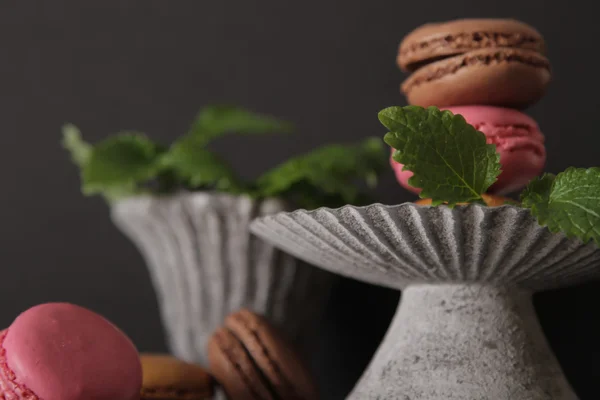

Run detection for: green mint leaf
[[381, 106, 501, 206], [187, 105, 293, 144], [520, 173, 555, 223], [61, 125, 148, 201], [257, 137, 386, 207], [101, 183, 148, 203], [503, 199, 521, 206], [82, 133, 162, 195], [521, 168, 600, 245], [61, 124, 92, 167], [160, 135, 241, 191]]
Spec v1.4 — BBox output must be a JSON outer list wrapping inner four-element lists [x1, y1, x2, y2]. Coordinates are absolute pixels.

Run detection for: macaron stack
[[393, 18, 551, 198]]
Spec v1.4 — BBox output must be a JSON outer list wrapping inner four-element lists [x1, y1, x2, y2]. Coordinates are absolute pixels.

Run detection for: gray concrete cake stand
[[250, 202, 600, 400]]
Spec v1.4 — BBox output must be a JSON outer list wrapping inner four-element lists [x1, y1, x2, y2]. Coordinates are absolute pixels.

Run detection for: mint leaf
[[62, 106, 385, 207], [259, 157, 360, 202], [102, 183, 148, 203], [187, 105, 292, 144], [62, 124, 92, 167], [381, 106, 501, 206], [160, 135, 240, 190], [82, 133, 162, 195], [520, 173, 555, 223], [257, 137, 385, 207], [61, 125, 150, 202], [521, 168, 600, 245]]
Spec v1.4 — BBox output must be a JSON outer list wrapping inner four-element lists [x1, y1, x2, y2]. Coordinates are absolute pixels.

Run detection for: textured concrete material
[[349, 284, 578, 399], [250, 203, 600, 291], [111, 191, 332, 367], [250, 202, 600, 399]]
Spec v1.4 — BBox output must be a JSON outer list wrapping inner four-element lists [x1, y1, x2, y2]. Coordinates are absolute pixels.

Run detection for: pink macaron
[[391, 105, 546, 195], [0, 302, 142, 400]]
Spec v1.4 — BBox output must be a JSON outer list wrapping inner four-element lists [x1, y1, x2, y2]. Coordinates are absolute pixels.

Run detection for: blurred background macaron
[[208, 308, 318, 400], [0, 302, 142, 400], [398, 18, 551, 109], [140, 353, 214, 400]]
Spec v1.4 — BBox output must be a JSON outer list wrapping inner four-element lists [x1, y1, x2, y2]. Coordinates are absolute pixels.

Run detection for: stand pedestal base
[[349, 284, 578, 400]]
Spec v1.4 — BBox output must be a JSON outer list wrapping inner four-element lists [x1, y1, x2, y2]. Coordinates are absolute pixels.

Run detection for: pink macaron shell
[[390, 106, 546, 195], [0, 328, 37, 399], [446, 106, 546, 194], [1, 303, 142, 400], [492, 145, 546, 194]]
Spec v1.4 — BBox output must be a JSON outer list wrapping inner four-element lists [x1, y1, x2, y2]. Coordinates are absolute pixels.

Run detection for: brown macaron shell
[[208, 326, 276, 400], [140, 354, 214, 400], [401, 47, 551, 109], [398, 18, 545, 72], [226, 309, 318, 399], [208, 309, 318, 400]]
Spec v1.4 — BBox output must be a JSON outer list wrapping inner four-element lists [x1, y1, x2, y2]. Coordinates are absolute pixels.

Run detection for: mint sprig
[[61, 124, 91, 167], [63, 106, 386, 209], [158, 135, 241, 191], [187, 105, 293, 144], [81, 133, 164, 196], [520, 173, 555, 223], [257, 137, 385, 208], [521, 168, 600, 245], [381, 106, 500, 206], [380, 105, 600, 246]]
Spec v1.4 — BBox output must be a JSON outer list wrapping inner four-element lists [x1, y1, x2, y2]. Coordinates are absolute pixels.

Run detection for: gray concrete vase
[[250, 202, 600, 400], [111, 191, 333, 367]]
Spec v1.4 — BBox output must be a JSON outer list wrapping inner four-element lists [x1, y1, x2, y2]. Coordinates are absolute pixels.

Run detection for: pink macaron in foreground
[[391, 105, 547, 195], [0, 302, 142, 400]]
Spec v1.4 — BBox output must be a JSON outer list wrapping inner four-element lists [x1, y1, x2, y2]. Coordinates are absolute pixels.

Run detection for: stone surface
[[250, 202, 600, 399], [349, 284, 577, 399], [111, 191, 333, 367], [250, 203, 600, 291]]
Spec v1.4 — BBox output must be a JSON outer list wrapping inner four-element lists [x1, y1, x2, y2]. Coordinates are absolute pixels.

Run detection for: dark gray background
[[0, 1, 598, 399]]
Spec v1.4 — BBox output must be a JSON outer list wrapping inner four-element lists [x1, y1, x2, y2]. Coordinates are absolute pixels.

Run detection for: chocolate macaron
[[398, 19, 551, 109], [208, 309, 318, 400], [140, 354, 214, 400]]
